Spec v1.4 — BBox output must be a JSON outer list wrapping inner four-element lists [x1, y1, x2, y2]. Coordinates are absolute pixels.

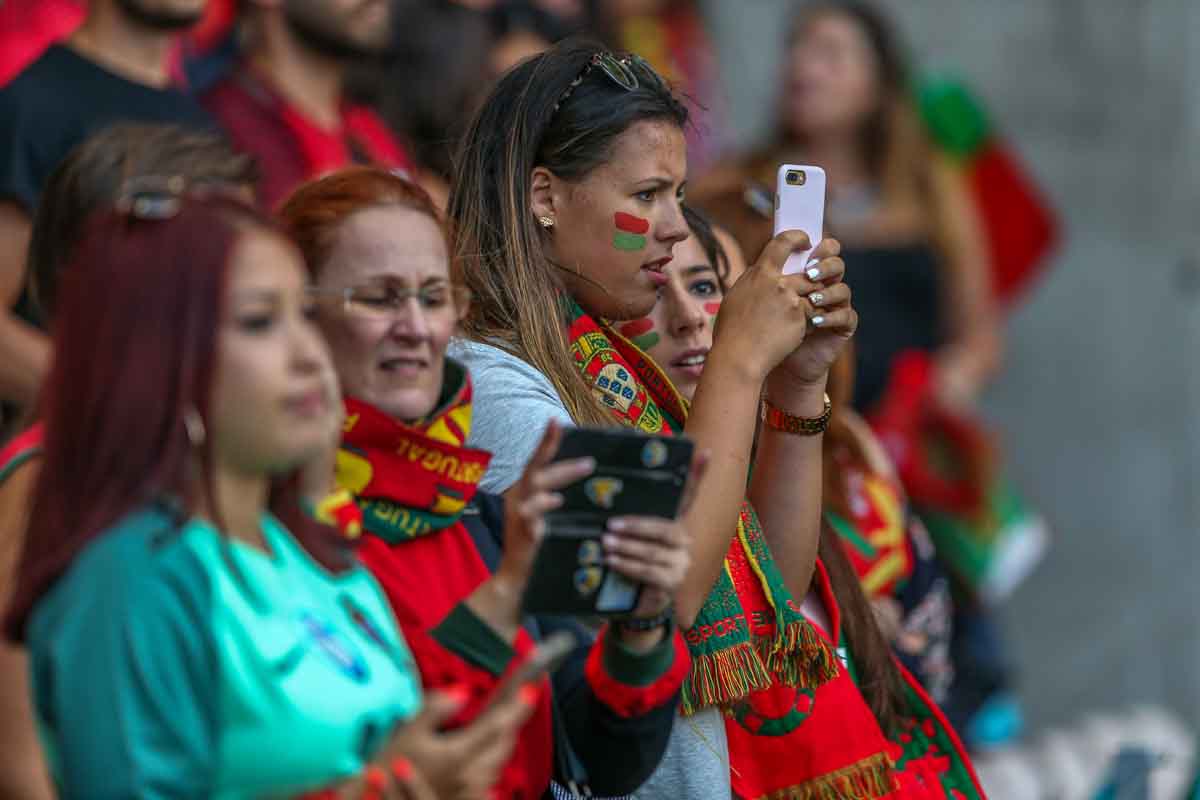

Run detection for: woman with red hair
[[279, 166, 691, 799], [4, 187, 531, 797]]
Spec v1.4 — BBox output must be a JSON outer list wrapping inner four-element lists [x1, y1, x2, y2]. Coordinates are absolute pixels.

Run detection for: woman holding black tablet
[[446, 39, 867, 800], [280, 166, 691, 800]]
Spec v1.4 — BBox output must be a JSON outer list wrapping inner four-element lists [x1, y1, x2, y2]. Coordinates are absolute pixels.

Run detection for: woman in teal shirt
[[3, 187, 521, 798]]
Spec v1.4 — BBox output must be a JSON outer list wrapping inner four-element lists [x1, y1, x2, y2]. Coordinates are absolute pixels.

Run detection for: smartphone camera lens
[[785, 170, 806, 186]]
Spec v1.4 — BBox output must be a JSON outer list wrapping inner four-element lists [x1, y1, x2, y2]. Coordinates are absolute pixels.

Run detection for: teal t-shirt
[[28, 505, 422, 799]]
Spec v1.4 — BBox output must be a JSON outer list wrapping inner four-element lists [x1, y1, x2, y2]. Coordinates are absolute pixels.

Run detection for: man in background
[[0, 0, 211, 417], [202, 0, 412, 210]]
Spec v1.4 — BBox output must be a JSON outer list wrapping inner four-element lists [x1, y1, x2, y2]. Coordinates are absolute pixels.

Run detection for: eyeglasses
[[308, 284, 472, 321], [553, 51, 651, 115]]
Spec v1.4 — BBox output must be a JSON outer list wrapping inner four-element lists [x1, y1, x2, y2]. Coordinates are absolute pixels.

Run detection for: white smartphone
[[773, 164, 826, 275]]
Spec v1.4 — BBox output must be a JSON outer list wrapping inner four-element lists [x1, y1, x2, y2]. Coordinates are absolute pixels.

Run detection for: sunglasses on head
[[552, 51, 658, 115], [114, 175, 244, 221]]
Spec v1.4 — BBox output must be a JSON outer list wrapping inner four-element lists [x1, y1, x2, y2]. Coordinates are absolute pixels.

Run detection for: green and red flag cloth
[[916, 75, 1059, 309], [870, 352, 1047, 603]]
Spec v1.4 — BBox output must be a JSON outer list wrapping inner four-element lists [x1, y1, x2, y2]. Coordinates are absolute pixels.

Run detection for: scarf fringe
[[681, 621, 840, 715], [760, 620, 840, 689], [681, 640, 773, 716], [756, 752, 896, 800]]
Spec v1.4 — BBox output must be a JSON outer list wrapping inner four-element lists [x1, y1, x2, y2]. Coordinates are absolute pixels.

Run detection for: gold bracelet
[[760, 393, 832, 436]]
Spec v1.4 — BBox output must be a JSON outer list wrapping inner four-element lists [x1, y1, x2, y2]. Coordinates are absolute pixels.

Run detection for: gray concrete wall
[[702, 0, 1200, 731]]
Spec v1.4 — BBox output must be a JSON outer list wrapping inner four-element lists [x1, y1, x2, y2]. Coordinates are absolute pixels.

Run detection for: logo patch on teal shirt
[[299, 611, 369, 682]]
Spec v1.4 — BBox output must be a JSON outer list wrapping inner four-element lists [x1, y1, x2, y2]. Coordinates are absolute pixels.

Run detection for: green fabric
[[28, 505, 422, 799], [431, 603, 516, 676], [917, 75, 991, 160], [601, 623, 678, 687]]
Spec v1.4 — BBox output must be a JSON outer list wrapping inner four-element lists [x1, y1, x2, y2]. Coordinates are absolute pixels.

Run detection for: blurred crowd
[[0, 1, 1195, 798]]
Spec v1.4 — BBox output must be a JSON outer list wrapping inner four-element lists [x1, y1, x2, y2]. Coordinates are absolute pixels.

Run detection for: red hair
[[278, 166, 446, 281], [5, 195, 349, 641]]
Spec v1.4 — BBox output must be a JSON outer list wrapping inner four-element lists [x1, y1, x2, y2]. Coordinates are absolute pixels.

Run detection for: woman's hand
[[602, 451, 709, 634], [466, 421, 595, 641], [331, 758, 437, 800], [367, 687, 537, 800], [494, 420, 596, 596], [708, 230, 828, 383], [767, 238, 857, 395]]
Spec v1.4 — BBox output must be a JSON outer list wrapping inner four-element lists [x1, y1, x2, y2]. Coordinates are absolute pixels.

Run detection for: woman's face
[[209, 229, 337, 476], [537, 119, 690, 321], [615, 233, 723, 402], [783, 11, 881, 139], [314, 205, 460, 422]]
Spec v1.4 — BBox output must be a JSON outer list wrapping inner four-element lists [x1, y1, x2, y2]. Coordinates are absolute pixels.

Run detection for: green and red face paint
[[613, 212, 649, 251], [619, 300, 722, 353], [617, 318, 660, 351]]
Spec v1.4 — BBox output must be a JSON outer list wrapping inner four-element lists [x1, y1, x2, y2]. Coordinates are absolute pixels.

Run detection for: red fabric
[[890, 662, 987, 799], [340, 396, 490, 516], [0, 0, 84, 87], [832, 463, 916, 599], [868, 352, 994, 515], [724, 560, 899, 799], [583, 626, 690, 718], [968, 140, 1059, 308], [356, 530, 554, 799], [0, 422, 45, 481], [186, 0, 238, 55], [201, 64, 413, 210]]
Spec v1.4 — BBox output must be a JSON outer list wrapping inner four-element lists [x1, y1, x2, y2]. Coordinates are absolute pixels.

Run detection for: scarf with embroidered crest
[[563, 297, 837, 713]]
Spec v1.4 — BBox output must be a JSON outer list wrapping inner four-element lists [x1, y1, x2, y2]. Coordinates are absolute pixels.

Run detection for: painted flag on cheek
[[613, 212, 649, 251], [618, 318, 661, 351]]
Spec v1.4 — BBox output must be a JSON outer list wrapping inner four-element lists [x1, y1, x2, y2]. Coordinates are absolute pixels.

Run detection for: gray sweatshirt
[[447, 338, 733, 800]]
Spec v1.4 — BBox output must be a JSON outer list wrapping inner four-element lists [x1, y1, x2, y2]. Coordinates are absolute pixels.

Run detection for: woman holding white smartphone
[[446, 39, 860, 800]]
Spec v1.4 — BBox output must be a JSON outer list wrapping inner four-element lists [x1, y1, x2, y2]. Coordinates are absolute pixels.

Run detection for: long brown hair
[[448, 37, 688, 426], [819, 345, 908, 733]]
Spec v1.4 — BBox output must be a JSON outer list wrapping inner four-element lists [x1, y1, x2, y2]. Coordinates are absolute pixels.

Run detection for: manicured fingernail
[[602, 534, 619, 548], [812, 315, 826, 327], [806, 267, 821, 281], [443, 685, 470, 707], [365, 765, 389, 794], [391, 757, 413, 782], [519, 684, 541, 707], [607, 518, 628, 532], [810, 292, 825, 306]]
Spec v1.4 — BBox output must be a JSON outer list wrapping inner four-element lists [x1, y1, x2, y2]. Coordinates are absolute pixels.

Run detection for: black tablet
[[521, 426, 694, 617]]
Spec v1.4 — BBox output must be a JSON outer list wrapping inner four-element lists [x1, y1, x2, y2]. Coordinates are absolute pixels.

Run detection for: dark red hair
[[278, 166, 446, 281], [5, 195, 349, 641]]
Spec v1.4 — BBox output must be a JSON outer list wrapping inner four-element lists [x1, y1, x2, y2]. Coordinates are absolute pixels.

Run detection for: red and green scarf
[[564, 298, 837, 713], [336, 361, 492, 543]]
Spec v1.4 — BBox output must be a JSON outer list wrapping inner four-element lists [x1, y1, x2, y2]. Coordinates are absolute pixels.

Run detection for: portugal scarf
[[564, 298, 836, 713], [336, 360, 491, 543]]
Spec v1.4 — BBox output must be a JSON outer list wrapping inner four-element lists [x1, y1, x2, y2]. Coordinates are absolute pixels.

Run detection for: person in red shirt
[[201, 0, 413, 210]]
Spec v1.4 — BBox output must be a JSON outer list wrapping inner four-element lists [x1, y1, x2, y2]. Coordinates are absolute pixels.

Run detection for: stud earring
[[183, 406, 206, 447], [538, 216, 555, 229]]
